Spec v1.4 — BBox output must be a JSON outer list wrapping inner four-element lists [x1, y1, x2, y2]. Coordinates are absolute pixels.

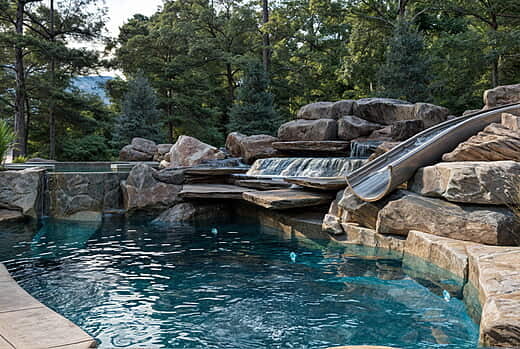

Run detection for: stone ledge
[[0, 263, 97, 348], [339, 223, 406, 256]]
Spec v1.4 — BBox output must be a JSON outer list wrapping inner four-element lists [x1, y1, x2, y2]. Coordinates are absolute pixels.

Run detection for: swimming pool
[[0, 217, 479, 348]]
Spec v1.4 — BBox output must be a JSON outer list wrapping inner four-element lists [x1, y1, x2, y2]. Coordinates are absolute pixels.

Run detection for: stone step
[[180, 184, 256, 200], [184, 167, 249, 176], [284, 177, 348, 190], [242, 189, 335, 209], [272, 141, 350, 156], [233, 179, 292, 190]]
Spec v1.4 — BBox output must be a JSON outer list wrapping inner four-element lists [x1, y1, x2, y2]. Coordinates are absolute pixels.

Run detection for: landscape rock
[[484, 83, 520, 108], [153, 202, 227, 223], [169, 135, 226, 168], [340, 223, 406, 255], [0, 168, 44, 218], [237, 134, 279, 164], [272, 141, 350, 156], [297, 102, 333, 120], [353, 98, 416, 125], [225, 132, 246, 157], [501, 113, 520, 131], [367, 142, 399, 161], [122, 164, 182, 211], [278, 118, 338, 141], [376, 191, 519, 245], [154, 143, 173, 161], [48, 172, 124, 217], [119, 145, 151, 161], [390, 119, 424, 141], [442, 123, 520, 162], [414, 103, 449, 128], [410, 161, 520, 205], [152, 168, 186, 185], [131, 137, 157, 155], [368, 125, 392, 140], [338, 189, 404, 229], [0, 209, 24, 223], [338, 115, 384, 141], [480, 292, 520, 348], [404, 230, 475, 280], [322, 191, 344, 235], [330, 100, 356, 119]]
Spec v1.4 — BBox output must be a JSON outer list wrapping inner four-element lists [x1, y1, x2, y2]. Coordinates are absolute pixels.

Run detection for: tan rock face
[[0, 168, 44, 218], [367, 142, 400, 161], [410, 161, 520, 205], [122, 164, 182, 211], [169, 135, 225, 168], [238, 134, 279, 164], [376, 191, 519, 245], [442, 123, 520, 162], [225, 132, 246, 157], [353, 98, 416, 125], [277, 119, 338, 141], [404, 231, 476, 280], [501, 113, 520, 131], [338, 115, 384, 141], [484, 83, 520, 108], [480, 292, 520, 347], [340, 223, 406, 254], [297, 101, 334, 119], [414, 102, 449, 128]]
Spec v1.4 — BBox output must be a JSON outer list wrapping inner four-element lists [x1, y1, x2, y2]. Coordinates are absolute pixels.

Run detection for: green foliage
[[12, 156, 28, 163], [0, 120, 15, 166], [228, 61, 281, 135], [61, 134, 112, 161], [377, 20, 430, 102], [113, 72, 163, 147]]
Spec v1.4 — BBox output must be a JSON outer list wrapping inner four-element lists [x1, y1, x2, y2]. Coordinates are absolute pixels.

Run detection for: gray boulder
[[338, 115, 384, 141], [131, 137, 157, 155], [278, 119, 337, 141], [0, 168, 45, 218], [119, 145, 152, 161], [414, 103, 449, 128], [153, 202, 227, 223], [390, 119, 424, 141], [122, 164, 182, 211], [353, 98, 415, 125], [297, 102, 334, 120], [225, 132, 279, 164], [169, 135, 226, 168]]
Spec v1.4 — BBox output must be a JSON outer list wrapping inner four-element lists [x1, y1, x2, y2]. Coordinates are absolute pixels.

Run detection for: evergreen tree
[[377, 19, 430, 103], [228, 61, 280, 136], [114, 72, 162, 146]]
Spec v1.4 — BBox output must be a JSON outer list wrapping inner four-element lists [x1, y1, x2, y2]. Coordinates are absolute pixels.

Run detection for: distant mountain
[[72, 76, 113, 104]]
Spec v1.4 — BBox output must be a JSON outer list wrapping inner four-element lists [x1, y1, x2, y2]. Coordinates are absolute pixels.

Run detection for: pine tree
[[377, 19, 430, 103], [114, 72, 162, 146], [228, 61, 280, 136]]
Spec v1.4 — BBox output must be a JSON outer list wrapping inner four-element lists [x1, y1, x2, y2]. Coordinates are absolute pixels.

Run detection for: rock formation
[[169, 135, 226, 168], [225, 132, 279, 164]]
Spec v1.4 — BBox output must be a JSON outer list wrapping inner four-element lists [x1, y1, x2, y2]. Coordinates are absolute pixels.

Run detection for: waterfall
[[350, 140, 383, 158], [247, 157, 365, 177]]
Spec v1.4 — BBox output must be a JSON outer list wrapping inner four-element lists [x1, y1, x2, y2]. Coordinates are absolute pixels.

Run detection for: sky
[[105, 0, 163, 36]]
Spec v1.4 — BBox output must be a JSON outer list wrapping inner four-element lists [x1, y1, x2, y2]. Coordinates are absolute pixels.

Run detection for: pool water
[[0, 217, 479, 348]]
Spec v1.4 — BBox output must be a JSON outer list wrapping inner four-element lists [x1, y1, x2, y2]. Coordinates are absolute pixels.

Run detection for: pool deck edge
[[0, 264, 97, 349]]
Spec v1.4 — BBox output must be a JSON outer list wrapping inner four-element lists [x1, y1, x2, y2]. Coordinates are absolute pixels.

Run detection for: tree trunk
[[13, 0, 27, 157], [262, 0, 270, 73], [490, 16, 499, 87], [49, 0, 56, 159], [25, 96, 31, 152]]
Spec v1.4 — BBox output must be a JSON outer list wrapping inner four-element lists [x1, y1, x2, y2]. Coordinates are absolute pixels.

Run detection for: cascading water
[[247, 157, 365, 177], [350, 140, 384, 158]]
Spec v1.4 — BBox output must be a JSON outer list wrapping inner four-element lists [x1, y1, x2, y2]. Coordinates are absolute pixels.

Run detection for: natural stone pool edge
[[0, 264, 97, 349]]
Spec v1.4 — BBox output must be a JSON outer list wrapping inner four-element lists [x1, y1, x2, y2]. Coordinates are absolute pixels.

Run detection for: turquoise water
[[0, 217, 479, 348]]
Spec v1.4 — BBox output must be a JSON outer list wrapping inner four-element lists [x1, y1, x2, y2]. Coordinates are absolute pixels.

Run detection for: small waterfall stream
[[247, 157, 365, 177], [350, 140, 384, 158]]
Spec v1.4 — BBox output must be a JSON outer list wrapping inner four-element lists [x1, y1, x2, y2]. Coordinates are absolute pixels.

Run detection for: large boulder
[[0, 168, 44, 218], [131, 137, 157, 155], [121, 164, 182, 211], [330, 100, 356, 119], [119, 145, 151, 161], [153, 202, 227, 224], [376, 191, 519, 245], [337, 115, 384, 141], [153, 143, 173, 162], [278, 119, 337, 141], [169, 135, 226, 168], [413, 103, 449, 128], [410, 161, 520, 205], [367, 141, 400, 161], [484, 83, 520, 108], [297, 102, 334, 119], [352, 98, 416, 125], [442, 123, 520, 162], [390, 119, 424, 141], [225, 132, 279, 164]]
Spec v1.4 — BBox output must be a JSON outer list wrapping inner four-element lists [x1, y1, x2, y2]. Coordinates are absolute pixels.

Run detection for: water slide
[[346, 103, 520, 202]]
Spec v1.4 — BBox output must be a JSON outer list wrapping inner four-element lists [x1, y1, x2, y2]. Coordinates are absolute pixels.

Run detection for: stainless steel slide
[[346, 103, 520, 202]]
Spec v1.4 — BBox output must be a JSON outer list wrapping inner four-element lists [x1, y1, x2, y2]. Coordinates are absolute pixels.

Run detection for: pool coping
[[0, 264, 97, 349]]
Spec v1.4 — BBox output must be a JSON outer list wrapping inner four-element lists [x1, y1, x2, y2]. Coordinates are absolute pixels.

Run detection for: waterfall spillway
[[350, 140, 384, 158], [247, 157, 365, 177]]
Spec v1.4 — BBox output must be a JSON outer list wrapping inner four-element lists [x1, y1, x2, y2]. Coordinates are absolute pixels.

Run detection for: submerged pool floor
[[0, 218, 478, 348]]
